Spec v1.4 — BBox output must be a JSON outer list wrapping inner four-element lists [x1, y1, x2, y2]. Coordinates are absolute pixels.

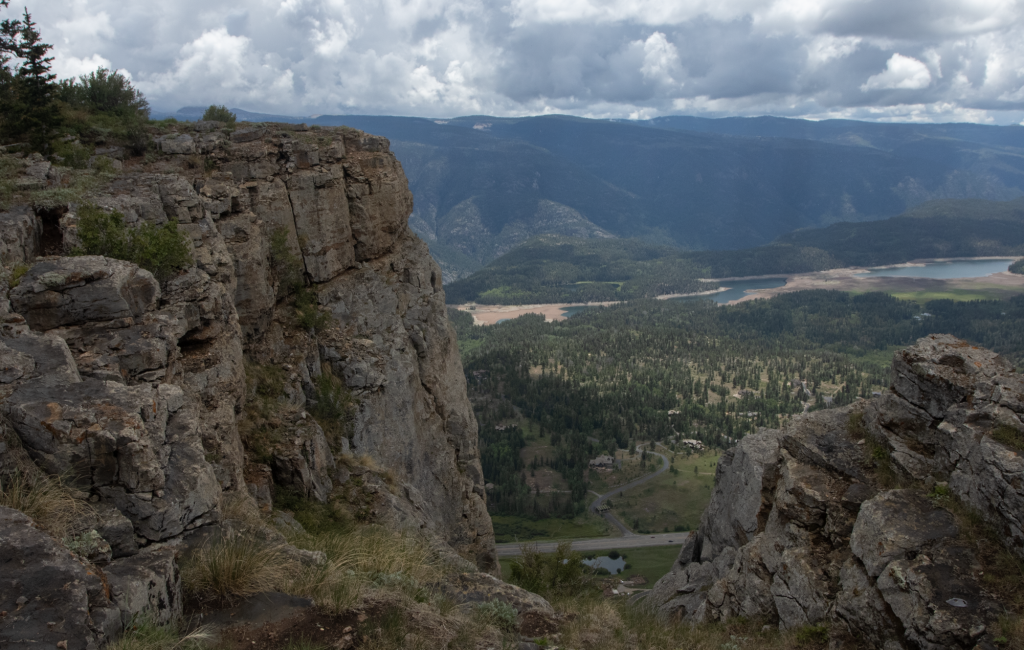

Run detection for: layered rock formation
[[645, 334, 1023, 649], [0, 123, 496, 642]]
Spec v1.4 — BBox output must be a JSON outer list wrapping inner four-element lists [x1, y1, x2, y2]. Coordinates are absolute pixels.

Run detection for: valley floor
[[454, 257, 1024, 324]]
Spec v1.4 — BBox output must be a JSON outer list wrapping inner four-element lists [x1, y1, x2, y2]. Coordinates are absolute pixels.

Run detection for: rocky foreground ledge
[[0, 123, 502, 648], [644, 334, 1024, 649]]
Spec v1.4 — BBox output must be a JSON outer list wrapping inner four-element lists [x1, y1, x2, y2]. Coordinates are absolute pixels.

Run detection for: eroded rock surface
[[645, 334, 1023, 649], [0, 124, 495, 597]]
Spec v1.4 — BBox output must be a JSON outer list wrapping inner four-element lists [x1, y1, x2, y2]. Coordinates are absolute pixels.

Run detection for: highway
[[497, 446, 687, 558], [496, 531, 689, 557], [588, 445, 671, 536]]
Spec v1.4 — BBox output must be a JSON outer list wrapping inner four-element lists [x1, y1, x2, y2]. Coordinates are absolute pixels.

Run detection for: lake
[[854, 258, 1014, 279], [672, 277, 788, 304]]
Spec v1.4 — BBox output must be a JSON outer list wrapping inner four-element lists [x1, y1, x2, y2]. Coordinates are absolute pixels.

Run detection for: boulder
[[645, 335, 1021, 649], [0, 206, 40, 265], [104, 546, 182, 626], [270, 418, 336, 503], [433, 572, 559, 634], [5, 377, 221, 541], [158, 133, 196, 155], [850, 490, 958, 578], [10, 257, 160, 331], [0, 506, 121, 649]]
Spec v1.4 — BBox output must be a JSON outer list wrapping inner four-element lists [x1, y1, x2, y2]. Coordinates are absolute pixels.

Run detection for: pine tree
[[14, 9, 58, 148], [0, 5, 59, 149]]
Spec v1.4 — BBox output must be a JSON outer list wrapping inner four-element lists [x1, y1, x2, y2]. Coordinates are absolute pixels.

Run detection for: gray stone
[[0, 506, 118, 649], [105, 546, 181, 626], [433, 572, 555, 619], [10, 256, 160, 331], [158, 133, 196, 155], [270, 420, 336, 503], [5, 378, 221, 541], [230, 127, 266, 143], [851, 490, 958, 578], [0, 206, 40, 265], [76, 503, 138, 558], [835, 557, 907, 649]]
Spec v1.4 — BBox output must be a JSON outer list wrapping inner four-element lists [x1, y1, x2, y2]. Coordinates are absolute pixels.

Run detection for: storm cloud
[[25, 0, 1024, 123]]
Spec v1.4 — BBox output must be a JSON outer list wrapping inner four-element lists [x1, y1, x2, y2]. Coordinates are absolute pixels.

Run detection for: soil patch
[[216, 609, 361, 650]]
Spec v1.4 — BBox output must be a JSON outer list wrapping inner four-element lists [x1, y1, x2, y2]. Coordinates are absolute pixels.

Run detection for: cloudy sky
[[23, 0, 1024, 124]]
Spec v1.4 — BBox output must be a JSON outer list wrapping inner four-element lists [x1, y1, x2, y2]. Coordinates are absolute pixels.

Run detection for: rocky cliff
[[0, 123, 496, 646], [645, 334, 1023, 649]]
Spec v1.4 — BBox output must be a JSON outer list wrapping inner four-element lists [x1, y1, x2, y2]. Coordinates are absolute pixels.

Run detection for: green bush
[[74, 204, 192, 281], [508, 541, 592, 598], [55, 68, 149, 118], [270, 226, 304, 295], [202, 104, 236, 124], [991, 424, 1024, 452], [295, 287, 332, 333], [1009, 259, 1024, 276], [310, 364, 357, 451], [475, 600, 519, 633]]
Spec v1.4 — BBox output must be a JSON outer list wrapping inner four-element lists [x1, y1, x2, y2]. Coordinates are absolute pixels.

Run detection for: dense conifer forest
[[453, 291, 1024, 518]]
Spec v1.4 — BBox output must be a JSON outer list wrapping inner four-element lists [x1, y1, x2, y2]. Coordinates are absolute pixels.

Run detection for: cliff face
[[0, 123, 495, 574], [646, 334, 1023, 650]]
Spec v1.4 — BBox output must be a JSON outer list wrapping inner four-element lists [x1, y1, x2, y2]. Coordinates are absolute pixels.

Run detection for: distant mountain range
[[168, 107, 1024, 281]]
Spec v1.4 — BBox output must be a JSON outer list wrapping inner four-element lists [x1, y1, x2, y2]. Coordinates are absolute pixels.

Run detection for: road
[[588, 446, 671, 536], [496, 446, 683, 558], [496, 531, 689, 557]]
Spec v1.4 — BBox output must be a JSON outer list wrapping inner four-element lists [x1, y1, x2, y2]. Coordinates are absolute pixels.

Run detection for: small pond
[[582, 555, 626, 574]]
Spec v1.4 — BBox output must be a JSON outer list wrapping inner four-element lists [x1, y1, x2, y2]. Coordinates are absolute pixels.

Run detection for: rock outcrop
[[645, 334, 1023, 649], [0, 123, 496, 641]]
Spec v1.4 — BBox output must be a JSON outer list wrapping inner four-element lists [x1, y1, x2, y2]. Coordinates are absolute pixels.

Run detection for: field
[[610, 545, 683, 585], [740, 267, 1024, 305], [491, 513, 611, 544], [608, 449, 721, 534]]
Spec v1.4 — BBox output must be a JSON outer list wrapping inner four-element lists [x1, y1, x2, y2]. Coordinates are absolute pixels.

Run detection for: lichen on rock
[[644, 334, 1024, 649]]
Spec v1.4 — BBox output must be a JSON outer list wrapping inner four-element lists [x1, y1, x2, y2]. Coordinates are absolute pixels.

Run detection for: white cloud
[[861, 53, 932, 91], [805, 34, 861, 67], [21, 0, 1024, 123], [313, 18, 351, 57], [639, 32, 682, 85], [51, 52, 112, 79]]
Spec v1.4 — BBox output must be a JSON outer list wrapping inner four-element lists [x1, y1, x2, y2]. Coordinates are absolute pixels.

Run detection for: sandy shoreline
[[454, 287, 731, 325], [453, 257, 1024, 325]]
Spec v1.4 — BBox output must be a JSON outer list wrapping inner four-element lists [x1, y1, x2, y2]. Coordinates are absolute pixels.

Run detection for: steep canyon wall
[[0, 123, 495, 646]]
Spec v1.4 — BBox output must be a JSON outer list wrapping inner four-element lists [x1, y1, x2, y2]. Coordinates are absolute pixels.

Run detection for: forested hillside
[[455, 291, 1024, 519], [446, 197, 1024, 304], [445, 236, 715, 304]]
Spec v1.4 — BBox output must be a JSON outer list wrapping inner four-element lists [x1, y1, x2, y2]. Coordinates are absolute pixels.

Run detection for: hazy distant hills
[[446, 197, 1024, 304], [177, 107, 1024, 280]]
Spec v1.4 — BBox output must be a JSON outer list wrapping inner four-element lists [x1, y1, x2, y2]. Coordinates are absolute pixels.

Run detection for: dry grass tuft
[[106, 616, 210, 650], [288, 525, 441, 612], [181, 531, 299, 604], [0, 471, 90, 540], [219, 490, 264, 528], [930, 489, 1024, 649], [551, 594, 824, 650]]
